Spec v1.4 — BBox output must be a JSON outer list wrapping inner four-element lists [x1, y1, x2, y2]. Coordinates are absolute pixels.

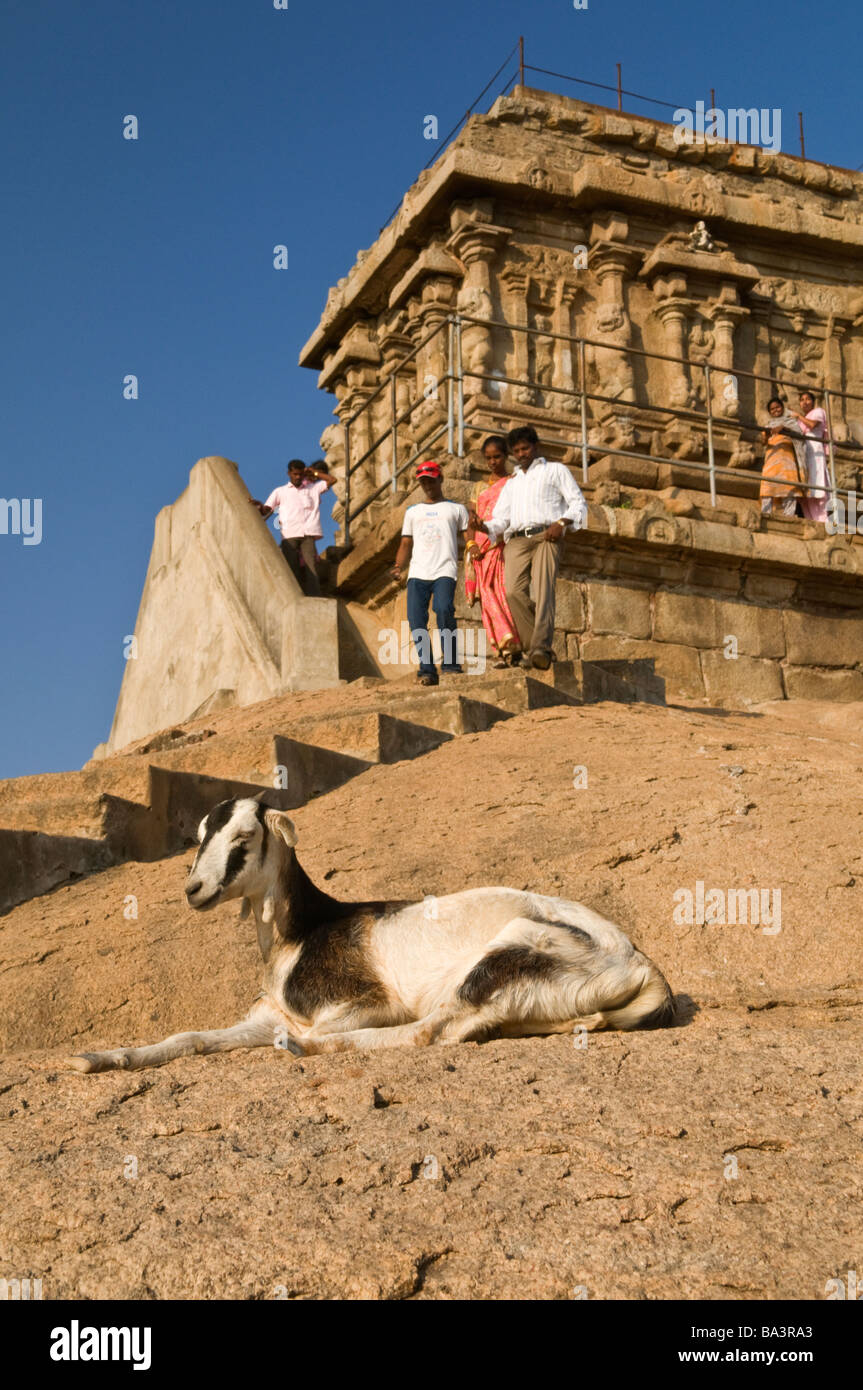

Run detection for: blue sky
[[2, 0, 859, 778]]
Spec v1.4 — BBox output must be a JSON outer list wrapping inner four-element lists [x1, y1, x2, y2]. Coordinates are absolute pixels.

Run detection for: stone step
[[0, 653, 664, 914], [0, 827, 113, 918]]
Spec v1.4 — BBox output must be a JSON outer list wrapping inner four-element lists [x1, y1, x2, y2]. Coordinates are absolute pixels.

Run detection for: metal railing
[[337, 312, 862, 545]]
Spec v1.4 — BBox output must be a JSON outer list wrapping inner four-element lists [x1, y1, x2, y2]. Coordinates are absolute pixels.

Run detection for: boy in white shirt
[[392, 461, 469, 686]]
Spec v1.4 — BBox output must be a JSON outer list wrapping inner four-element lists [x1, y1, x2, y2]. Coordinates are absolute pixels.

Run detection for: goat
[[70, 795, 674, 1072]]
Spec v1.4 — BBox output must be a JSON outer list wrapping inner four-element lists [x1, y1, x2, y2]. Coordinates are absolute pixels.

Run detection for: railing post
[[455, 313, 465, 458], [824, 387, 839, 523], [390, 372, 398, 494], [343, 420, 352, 548], [704, 363, 717, 507], [447, 316, 455, 455], [578, 337, 589, 486]]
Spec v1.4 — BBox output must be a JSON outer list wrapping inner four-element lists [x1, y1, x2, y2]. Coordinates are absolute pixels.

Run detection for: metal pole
[[704, 363, 717, 507], [447, 317, 455, 455], [799, 112, 806, 160], [343, 420, 352, 548], [616, 63, 622, 112], [824, 387, 839, 522], [390, 373, 398, 494], [455, 314, 465, 458], [518, 35, 524, 87], [578, 338, 589, 486]]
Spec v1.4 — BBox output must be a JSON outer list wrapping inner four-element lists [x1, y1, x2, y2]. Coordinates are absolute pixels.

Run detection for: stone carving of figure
[[688, 319, 714, 363], [532, 315, 556, 391], [688, 220, 717, 252], [457, 279, 495, 395], [587, 304, 635, 404]]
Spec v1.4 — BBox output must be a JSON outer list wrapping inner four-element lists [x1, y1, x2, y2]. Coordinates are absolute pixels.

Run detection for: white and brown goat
[[71, 796, 674, 1072]]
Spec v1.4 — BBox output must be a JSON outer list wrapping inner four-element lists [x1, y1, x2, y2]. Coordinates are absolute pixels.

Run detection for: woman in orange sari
[[760, 395, 806, 518], [465, 435, 522, 667]]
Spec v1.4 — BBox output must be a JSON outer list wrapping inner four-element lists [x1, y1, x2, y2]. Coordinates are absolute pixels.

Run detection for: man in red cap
[[392, 461, 469, 686]]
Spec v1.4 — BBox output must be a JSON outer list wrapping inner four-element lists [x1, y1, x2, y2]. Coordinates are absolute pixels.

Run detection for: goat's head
[[185, 797, 297, 911]]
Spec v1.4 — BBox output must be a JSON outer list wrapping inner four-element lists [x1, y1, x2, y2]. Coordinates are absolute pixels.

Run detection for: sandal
[[417, 673, 438, 687]]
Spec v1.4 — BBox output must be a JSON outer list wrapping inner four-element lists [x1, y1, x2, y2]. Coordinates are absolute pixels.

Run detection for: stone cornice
[[299, 90, 863, 371], [387, 244, 463, 310], [317, 329, 381, 391], [640, 244, 761, 287]]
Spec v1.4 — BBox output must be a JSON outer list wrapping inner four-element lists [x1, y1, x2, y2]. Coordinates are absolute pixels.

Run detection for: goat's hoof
[[69, 1053, 101, 1073], [274, 1033, 304, 1057], [69, 1050, 129, 1074]]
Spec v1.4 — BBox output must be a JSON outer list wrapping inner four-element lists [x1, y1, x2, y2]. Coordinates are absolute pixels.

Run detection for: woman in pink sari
[[793, 389, 830, 524], [465, 435, 522, 667]]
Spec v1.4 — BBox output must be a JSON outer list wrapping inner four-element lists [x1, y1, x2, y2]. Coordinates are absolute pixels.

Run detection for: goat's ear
[[264, 810, 298, 848]]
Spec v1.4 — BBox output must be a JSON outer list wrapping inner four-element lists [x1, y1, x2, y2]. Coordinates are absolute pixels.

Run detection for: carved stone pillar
[[655, 296, 694, 409], [378, 328, 414, 488], [448, 209, 509, 397], [385, 244, 462, 447], [553, 279, 581, 414], [336, 367, 379, 504], [707, 289, 748, 419], [499, 267, 534, 405], [416, 276, 457, 406], [588, 230, 640, 411], [823, 313, 851, 441]]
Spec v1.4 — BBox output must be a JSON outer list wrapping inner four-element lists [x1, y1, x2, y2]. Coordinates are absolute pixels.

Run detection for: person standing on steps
[[469, 425, 587, 671], [250, 458, 333, 596], [392, 460, 469, 687], [465, 434, 522, 669]]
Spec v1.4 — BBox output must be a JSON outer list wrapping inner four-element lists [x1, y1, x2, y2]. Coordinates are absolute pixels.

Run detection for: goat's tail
[[576, 953, 675, 1032]]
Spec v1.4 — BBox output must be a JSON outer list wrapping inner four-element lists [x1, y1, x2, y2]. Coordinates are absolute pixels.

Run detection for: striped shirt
[[485, 457, 588, 540]]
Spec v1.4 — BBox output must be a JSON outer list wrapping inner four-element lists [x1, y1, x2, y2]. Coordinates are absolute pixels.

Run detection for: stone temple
[[106, 85, 863, 753]]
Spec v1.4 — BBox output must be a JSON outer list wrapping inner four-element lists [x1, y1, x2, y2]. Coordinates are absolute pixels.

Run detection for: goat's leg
[[297, 1004, 460, 1054], [68, 1001, 291, 1073], [495, 1014, 607, 1038]]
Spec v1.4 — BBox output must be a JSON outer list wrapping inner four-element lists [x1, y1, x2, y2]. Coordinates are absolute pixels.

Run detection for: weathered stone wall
[[333, 450, 863, 707]]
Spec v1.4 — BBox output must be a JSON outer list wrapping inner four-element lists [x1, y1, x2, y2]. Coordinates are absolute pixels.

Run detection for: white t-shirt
[[402, 500, 469, 581]]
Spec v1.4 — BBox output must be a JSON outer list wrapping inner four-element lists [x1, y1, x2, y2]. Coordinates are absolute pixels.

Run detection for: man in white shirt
[[250, 458, 333, 596], [470, 425, 587, 670], [392, 461, 469, 686]]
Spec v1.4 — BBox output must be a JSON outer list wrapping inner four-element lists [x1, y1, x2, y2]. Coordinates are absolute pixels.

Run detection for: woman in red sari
[[465, 435, 522, 667]]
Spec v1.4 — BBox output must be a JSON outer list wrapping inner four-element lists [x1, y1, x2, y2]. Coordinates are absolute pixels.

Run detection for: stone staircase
[[0, 658, 663, 916]]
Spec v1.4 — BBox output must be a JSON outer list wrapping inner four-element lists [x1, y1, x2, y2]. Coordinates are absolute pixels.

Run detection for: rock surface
[[1, 696, 862, 1300]]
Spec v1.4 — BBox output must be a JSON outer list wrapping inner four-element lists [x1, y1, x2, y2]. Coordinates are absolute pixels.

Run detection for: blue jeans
[[406, 577, 461, 677]]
